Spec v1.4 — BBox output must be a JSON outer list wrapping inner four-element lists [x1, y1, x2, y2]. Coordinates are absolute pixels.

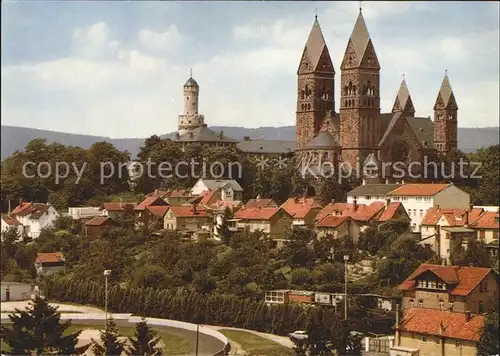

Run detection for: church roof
[[299, 17, 333, 73], [306, 130, 340, 149], [392, 78, 415, 114], [236, 140, 295, 154], [184, 77, 198, 87], [177, 126, 236, 143], [435, 72, 457, 108], [350, 11, 371, 65]]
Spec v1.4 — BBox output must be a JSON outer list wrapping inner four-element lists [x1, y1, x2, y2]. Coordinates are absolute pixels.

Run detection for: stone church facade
[[296, 11, 458, 182]]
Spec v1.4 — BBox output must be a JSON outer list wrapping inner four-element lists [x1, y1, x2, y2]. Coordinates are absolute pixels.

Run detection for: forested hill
[[1, 125, 498, 159]]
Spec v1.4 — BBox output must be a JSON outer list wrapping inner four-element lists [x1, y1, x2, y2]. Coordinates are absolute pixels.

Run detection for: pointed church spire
[[349, 11, 371, 65], [298, 15, 333, 74], [392, 75, 415, 115], [438, 70, 454, 107]]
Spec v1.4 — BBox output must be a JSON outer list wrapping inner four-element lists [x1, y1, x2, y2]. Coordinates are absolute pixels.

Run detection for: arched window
[[301, 90, 305, 100], [353, 85, 357, 95], [307, 103, 311, 110], [344, 86, 348, 96], [322, 152, 329, 162], [301, 104, 305, 111], [348, 81, 353, 95]]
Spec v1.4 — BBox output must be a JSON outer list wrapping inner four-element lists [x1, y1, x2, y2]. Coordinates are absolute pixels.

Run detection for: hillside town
[[1, 3, 499, 356]]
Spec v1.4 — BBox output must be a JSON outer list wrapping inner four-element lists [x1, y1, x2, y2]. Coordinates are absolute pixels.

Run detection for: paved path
[[207, 325, 294, 350], [1, 301, 104, 314]]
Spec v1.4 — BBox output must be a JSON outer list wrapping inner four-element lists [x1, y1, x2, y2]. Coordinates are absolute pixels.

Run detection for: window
[[420, 335, 427, 343], [409, 299, 414, 307], [449, 302, 454, 311], [418, 299, 423, 307], [479, 280, 488, 293], [455, 340, 461, 348], [365, 196, 371, 200], [446, 233, 451, 240], [479, 302, 484, 313], [479, 230, 486, 240], [439, 301, 444, 310], [435, 338, 440, 345], [416, 197, 422, 201], [420, 209, 423, 217]]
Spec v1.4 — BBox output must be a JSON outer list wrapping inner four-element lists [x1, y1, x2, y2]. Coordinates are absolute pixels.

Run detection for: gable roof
[[11, 202, 53, 220], [378, 202, 406, 222], [146, 205, 169, 218], [281, 197, 322, 219], [387, 183, 451, 197], [175, 126, 237, 143], [392, 78, 415, 114], [167, 206, 209, 218], [397, 308, 484, 342], [316, 215, 350, 228], [36, 252, 64, 264], [244, 198, 278, 210], [347, 184, 401, 197], [85, 216, 116, 226], [315, 201, 385, 223], [197, 179, 243, 192], [469, 211, 500, 230], [349, 11, 371, 66], [234, 207, 286, 221], [1, 215, 22, 226], [236, 140, 295, 154], [299, 17, 333, 73], [399, 263, 492, 296], [306, 130, 340, 149], [135, 196, 168, 211], [421, 207, 483, 227]]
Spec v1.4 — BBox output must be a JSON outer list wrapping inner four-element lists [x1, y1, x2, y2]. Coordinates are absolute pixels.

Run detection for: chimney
[[385, 198, 391, 207], [193, 203, 197, 215], [439, 321, 444, 336], [469, 203, 473, 212], [395, 304, 400, 346], [464, 212, 469, 227], [465, 310, 471, 322], [362, 179, 366, 185], [244, 136, 250, 141], [353, 199, 358, 212]]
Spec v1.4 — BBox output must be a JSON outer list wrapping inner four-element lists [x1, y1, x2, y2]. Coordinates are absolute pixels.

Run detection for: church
[[295, 10, 458, 181], [171, 9, 458, 183]]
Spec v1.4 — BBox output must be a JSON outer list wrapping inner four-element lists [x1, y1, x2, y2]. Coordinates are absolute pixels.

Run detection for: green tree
[[0, 296, 81, 355], [217, 207, 233, 245], [127, 318, 163, 356], [91, 318, 126, 356], [476, 311, 499, 356], [451, 238, 491, 267]]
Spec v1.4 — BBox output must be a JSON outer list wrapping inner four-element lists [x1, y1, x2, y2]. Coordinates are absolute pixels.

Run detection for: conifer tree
[[127, 318, 163, 356], [91, 318, 126, 356], [0, 296, 81, 355], [217, 207, 233, 245], [477, 311, 499, 356]]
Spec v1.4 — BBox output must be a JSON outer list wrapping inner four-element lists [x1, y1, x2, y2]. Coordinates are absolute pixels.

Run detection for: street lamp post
[[104, 270, 111, 331], [344, 255, 349, 320]]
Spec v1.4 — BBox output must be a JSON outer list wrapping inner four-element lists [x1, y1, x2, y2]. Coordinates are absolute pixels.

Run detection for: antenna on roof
[[359, 0, 362, 11], [315, 8, 318, 20]]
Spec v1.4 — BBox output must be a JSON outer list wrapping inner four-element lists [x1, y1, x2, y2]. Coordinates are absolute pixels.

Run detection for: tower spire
[[359, 0, 362, 11], [189, 68, 192, 78], [315, 8, 317, 20]]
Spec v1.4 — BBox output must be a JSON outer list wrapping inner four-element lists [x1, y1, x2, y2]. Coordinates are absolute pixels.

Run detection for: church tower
[[339, 10, 381, 166], [178, 74, 205, 136], [433, 71, 458, 155], [392, 76, 415, 117], [296, 16, 335, 151]]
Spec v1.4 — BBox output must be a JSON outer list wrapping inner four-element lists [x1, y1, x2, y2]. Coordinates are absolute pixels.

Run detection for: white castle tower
[[178, 71, 205, 136]]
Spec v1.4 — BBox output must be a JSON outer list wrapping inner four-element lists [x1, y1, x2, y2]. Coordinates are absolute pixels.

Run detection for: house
[[99, 202, 137, 219], [134, 196, 169, 227], [67, 207, 101, 220], [391, 308, 485, 356], [280, 197, 322, 228], [85, 216, 117, 238], [1, 214, 24, 237], [469, 210, 500, 244], [244, 196, 278, 209], [190, 179, 243, 201], [1, 282, 34, 301], [166, 189, 195, 206], [347, 183, 401, 206], [315, 216, 362, 242], [485, 239, 499, 261], [163, 205, 211, 231], [386, 183, 470, 232], [398, 264, 499, 314], [206, 200, 243, 239], [419, 207, 489, 264], [35, 252, 65, 276], [10, 202, 60, 239], [233, 207, 293, 242]]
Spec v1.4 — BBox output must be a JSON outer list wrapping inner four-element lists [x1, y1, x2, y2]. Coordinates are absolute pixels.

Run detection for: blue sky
[[1, 1, 499, 138]]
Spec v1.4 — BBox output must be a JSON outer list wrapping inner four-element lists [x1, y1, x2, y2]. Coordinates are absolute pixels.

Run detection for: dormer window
[[418, 299, 423, 307]]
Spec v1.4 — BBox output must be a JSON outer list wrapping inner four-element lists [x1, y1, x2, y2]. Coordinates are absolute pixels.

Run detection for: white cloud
[[138, 25, 189, 53], [72, 22, 121, 60]]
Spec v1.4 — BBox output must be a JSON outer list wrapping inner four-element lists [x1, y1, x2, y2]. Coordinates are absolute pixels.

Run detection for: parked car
[[289, 330, 308, 340]]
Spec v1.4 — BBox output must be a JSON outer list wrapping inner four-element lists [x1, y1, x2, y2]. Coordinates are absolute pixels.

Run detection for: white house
[[9, 202, 60, 239], [190, 179, 243, 201], [347, 183, 470, 232], [1, 215, 24, 237], [1, 282, 34, 301]]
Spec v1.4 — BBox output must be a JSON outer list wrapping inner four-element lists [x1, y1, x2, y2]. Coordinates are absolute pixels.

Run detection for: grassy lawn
[[1, 323, 192, 356], [219, 329, 292, 356]]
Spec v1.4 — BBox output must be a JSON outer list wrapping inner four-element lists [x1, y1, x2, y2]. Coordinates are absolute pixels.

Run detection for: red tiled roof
[[199, 190, 220, 205], [421, 208, 488, 227], [147, 190, 171, 198], [378, 202, 405, 222], [399, 263, 492, 296], [135, 196, 168, 210], [11, 202, 33, 216], [387, 183, 451, 197], [36, 252, 64, 264], [85, 216, 115, 226], [470, 211, 500, 230], [315, 202, 384, 222], [100, 202, 137, 211], [398, 308, 484, 342], [316, 203, 354, 221], [146, 205, 169, 218], [281, 197, 322, 219], [11, 202, 51, 219], [316, 215, 350, 228], [469, 208, 485, 223], [167, 206, 208, 218], [206, 200, 242, 211], [234, 207, 283, 220], [1, 215, 22, 226], [169, 189, 188, 198], [245, 198, 277, 209]]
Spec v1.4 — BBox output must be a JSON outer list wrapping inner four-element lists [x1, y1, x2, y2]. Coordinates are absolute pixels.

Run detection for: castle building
[[295, 10, 458, 179]]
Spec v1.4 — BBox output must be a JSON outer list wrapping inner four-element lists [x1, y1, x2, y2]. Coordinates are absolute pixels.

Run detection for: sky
[[1, 1, 499, 138]]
